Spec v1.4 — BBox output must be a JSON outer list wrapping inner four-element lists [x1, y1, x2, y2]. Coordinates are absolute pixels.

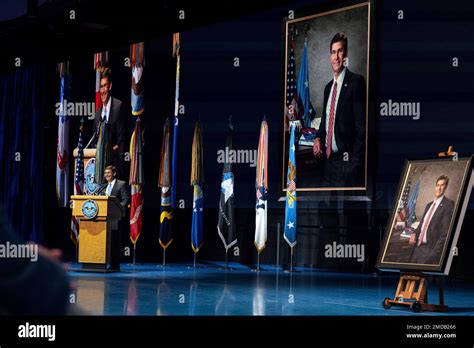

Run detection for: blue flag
[[284, 124, 297, 247], [407, 179, 420, 226], [190, 120, 204, 253], [191, 185, 204, 253], [297, 40, 315, 128]]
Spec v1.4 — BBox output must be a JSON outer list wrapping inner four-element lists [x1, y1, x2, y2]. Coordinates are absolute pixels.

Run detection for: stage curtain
[[0, 65, 44, 243]]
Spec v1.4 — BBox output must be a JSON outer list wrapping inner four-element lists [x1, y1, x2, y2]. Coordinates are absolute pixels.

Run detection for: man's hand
[[313, 137, 322, 158], [33, 243, 70, 272], [409, 233, 417, 245]]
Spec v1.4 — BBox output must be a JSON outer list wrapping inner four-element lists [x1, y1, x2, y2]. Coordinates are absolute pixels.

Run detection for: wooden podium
[[71, 195, 125, 272]]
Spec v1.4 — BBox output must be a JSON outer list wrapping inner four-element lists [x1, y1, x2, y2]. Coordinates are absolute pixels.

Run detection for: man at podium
[[99, 165, 130, 270], [100, 165, 130, 208]]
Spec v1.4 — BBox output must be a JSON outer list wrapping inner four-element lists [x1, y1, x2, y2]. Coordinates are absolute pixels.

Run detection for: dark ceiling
[[1, 0, 296, 68]]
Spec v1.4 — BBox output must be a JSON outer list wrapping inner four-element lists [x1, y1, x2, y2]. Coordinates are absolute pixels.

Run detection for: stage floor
[[68, 262, 474, 316]]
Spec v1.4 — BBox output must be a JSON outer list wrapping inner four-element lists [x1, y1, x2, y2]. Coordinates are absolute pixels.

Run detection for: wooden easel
[[382, 273, 447, 312]]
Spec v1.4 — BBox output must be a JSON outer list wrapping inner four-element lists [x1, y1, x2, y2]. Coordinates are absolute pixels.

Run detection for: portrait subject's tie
[[418, 201, 437, 246], [326, 81, 338, 159]]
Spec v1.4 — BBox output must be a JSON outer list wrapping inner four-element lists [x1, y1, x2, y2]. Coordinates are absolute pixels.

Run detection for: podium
[[71, 195, 125, 272]]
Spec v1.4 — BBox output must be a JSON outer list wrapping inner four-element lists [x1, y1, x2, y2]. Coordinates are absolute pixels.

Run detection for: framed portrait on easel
[[377, 156, 474, 274]]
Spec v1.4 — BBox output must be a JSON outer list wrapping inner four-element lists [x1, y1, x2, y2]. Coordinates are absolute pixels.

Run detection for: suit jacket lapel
[[335, 69, 350, 120], [432, 196, 445, 220], [110, 181, 118, 196], [108, 97, 114, 124]]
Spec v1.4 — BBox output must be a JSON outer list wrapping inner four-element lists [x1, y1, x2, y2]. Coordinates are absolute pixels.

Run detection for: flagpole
[[163, 248, 166, 267], [276, 222, 280, 267], [290, 246, 294, 272], [220, 247, 233, 271], [193, 253, 197, 268], [133, 244, 136, 265]]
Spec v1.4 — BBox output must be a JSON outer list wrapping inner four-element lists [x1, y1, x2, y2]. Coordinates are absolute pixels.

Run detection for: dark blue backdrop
[[36, 0, 474, 272], [0, 65, 44, 243]]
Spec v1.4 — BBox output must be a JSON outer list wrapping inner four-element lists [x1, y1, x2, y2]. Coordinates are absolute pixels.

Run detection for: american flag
[[285, 40, 299, 122], [397, 177, 411, 222], [70, 122, 84, 244], [288, 179, 296, 192]]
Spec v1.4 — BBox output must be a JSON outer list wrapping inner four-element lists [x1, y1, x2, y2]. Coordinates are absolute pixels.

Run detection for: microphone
[[85, 116, 104, 149], [94, 182, 107, 196]]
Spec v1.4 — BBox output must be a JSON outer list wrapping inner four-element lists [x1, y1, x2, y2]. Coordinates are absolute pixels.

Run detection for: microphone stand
[[85, 117, 103, 149]]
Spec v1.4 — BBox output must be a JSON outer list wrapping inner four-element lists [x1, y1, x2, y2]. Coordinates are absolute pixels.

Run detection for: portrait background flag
[[190, 120, 204, 254], [407, 178, 421, 226], [217, 118, 236, 252], [284, 124, 297, 248], [297, 39, 315, 129], [285, 33, 300, 123], [129, 119, 144, 246], [159, 118, 173, 250], [131, 42, 144, 116], [56, 62, 70, 208], [94, 52, 108, 111], [397, 176, 411, 222], [70, 119, 84, 244], [254, 119, 268, 254]]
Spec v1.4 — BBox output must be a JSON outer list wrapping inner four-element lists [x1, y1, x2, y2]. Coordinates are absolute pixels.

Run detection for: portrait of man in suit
[[93, 67, 127, 179], [408, 175, 454, 264], [312, 32, 366, 188], [281, 2, 371, 192], [377, 158, 471, 273]]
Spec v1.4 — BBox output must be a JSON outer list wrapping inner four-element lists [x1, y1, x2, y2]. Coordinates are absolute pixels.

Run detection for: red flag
[[129, 120, 144, 245]]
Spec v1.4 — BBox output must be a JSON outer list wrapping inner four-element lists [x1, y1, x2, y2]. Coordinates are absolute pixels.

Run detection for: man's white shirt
[[102, 97, 112, 122], [419, 195, 444, 244], [106, 179, 116, 196], [325, 67, 346, 153]]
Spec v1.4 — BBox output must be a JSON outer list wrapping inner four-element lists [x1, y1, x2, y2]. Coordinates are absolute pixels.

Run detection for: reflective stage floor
[[68, 263, 474, 316]]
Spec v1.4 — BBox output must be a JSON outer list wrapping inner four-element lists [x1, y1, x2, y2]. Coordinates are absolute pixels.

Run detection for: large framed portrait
[[377, 157, 474, 274], [281, 1, 374, 195]]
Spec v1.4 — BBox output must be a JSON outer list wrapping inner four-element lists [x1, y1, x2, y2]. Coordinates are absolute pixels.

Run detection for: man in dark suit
[[313, 32, 366, 187], [409, 175, 455, 264], [100, 165, 130, 271], [93, 67, 127, 179]]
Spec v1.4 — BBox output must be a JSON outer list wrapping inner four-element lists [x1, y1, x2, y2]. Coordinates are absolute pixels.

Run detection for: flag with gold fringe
[[190, 120, 204, 254], [217, 117, 236, 251], [94, 116, 113, 185], [70, 119, 85, 244], [171, 33, 181, 212], [129, 119, 144, 245], [159, 118, 173, 250], [284, 123, 297, 247], [56, 62, 70, 207], [131, 42, 144, 116], [254, 118, 268, 253]]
